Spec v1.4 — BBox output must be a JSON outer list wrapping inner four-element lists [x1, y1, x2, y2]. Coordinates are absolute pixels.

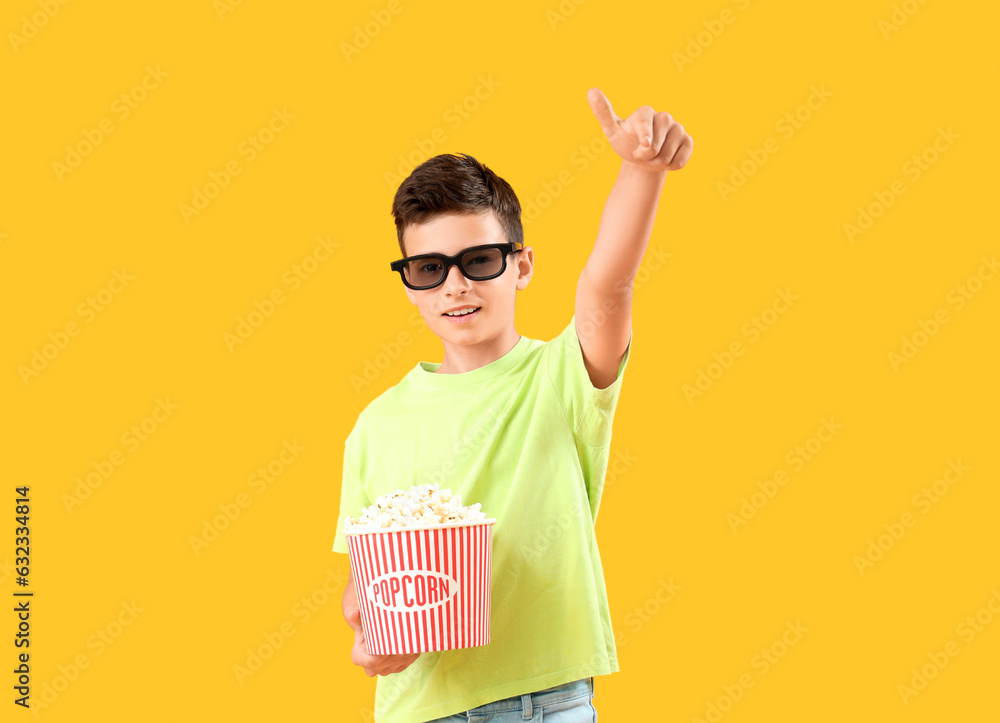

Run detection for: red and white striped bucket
[[345, 520, 495, 655]]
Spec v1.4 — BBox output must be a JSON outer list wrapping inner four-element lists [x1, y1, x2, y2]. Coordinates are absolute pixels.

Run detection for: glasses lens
[[461, 247, 504, 279], [403, 256, 446, 288]]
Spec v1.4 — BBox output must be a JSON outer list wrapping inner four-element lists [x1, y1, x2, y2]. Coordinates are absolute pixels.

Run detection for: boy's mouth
[[442, 306, 481, 322]]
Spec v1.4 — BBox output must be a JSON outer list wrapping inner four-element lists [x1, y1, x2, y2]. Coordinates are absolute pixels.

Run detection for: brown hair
[[390, 153, 523, 258]]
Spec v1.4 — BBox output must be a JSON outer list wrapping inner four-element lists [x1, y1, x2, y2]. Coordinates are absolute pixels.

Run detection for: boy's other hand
[[344, 605, 422, 678], [587, 87, 693, 172]]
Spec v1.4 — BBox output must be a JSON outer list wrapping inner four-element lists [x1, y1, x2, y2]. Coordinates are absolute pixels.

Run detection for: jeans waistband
[[466, 678, 593, 718]]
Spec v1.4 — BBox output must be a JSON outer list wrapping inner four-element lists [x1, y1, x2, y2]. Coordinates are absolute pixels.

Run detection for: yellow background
[[2, 0, 998, 721]]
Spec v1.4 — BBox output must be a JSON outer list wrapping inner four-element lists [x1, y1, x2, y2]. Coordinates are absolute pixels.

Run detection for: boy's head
[[391, 152, 523, 258], [391, 153, 534, 347]]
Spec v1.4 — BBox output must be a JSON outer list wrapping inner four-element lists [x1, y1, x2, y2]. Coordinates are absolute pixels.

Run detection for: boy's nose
[[442, 263, 471, 292]]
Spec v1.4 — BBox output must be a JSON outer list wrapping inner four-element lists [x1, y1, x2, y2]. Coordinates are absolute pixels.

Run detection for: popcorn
[[344, 483, 487, 534]]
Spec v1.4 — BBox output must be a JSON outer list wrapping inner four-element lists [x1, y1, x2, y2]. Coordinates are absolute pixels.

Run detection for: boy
[[332, 87, 692, 722]]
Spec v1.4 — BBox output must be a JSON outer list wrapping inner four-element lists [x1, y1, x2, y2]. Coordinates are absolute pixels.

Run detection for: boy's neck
[[434, 326, 522, 374]]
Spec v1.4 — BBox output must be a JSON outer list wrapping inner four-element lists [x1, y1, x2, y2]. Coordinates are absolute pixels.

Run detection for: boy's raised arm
[[574, 87, 693, 389]]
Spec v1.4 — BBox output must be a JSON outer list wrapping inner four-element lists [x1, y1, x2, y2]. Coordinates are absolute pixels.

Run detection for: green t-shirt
[[332, 315, 632, 723]]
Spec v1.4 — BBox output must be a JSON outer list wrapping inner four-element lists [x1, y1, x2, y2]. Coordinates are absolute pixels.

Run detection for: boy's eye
[[419, 262, 443, 273], [466, 255, 491, 266]]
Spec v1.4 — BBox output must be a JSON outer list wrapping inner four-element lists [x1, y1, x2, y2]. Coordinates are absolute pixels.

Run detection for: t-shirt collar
[[410, 335, 531, 387]]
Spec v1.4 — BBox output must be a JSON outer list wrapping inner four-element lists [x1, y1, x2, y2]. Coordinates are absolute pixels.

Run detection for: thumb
[[345, 606, 361, 629], [587, 87, 619, 137]]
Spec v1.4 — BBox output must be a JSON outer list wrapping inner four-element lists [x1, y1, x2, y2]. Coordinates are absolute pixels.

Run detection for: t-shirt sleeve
[[546, 314, 632, 447], [332, 432, 370, 554]]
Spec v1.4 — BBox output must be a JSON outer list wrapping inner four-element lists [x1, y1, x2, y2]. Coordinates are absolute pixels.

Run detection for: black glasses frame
[[389, 243, 523, 290]]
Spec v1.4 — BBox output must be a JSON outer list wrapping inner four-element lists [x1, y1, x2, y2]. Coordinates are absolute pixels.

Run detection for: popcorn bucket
[[346, 519, 496, 655]]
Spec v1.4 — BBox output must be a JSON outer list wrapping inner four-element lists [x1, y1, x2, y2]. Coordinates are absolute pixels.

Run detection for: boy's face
[[401, 210, 533, 345]]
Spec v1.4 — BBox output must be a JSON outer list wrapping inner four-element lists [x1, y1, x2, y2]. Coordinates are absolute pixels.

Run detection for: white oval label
[[367, 570, 458, 612]]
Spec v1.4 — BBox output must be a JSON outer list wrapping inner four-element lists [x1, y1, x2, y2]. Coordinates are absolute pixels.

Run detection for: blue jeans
[[424, 678, 596, 722]]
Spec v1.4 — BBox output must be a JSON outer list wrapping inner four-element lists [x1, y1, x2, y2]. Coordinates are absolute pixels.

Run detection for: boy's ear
[[515, 246, 534, 290]]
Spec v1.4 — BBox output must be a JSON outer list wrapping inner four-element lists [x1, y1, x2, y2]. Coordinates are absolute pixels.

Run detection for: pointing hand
[[587, 87, 693, 172]]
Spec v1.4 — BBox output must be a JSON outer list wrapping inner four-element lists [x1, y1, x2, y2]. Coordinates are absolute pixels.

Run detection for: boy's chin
[[432, 315, 490, 340]]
